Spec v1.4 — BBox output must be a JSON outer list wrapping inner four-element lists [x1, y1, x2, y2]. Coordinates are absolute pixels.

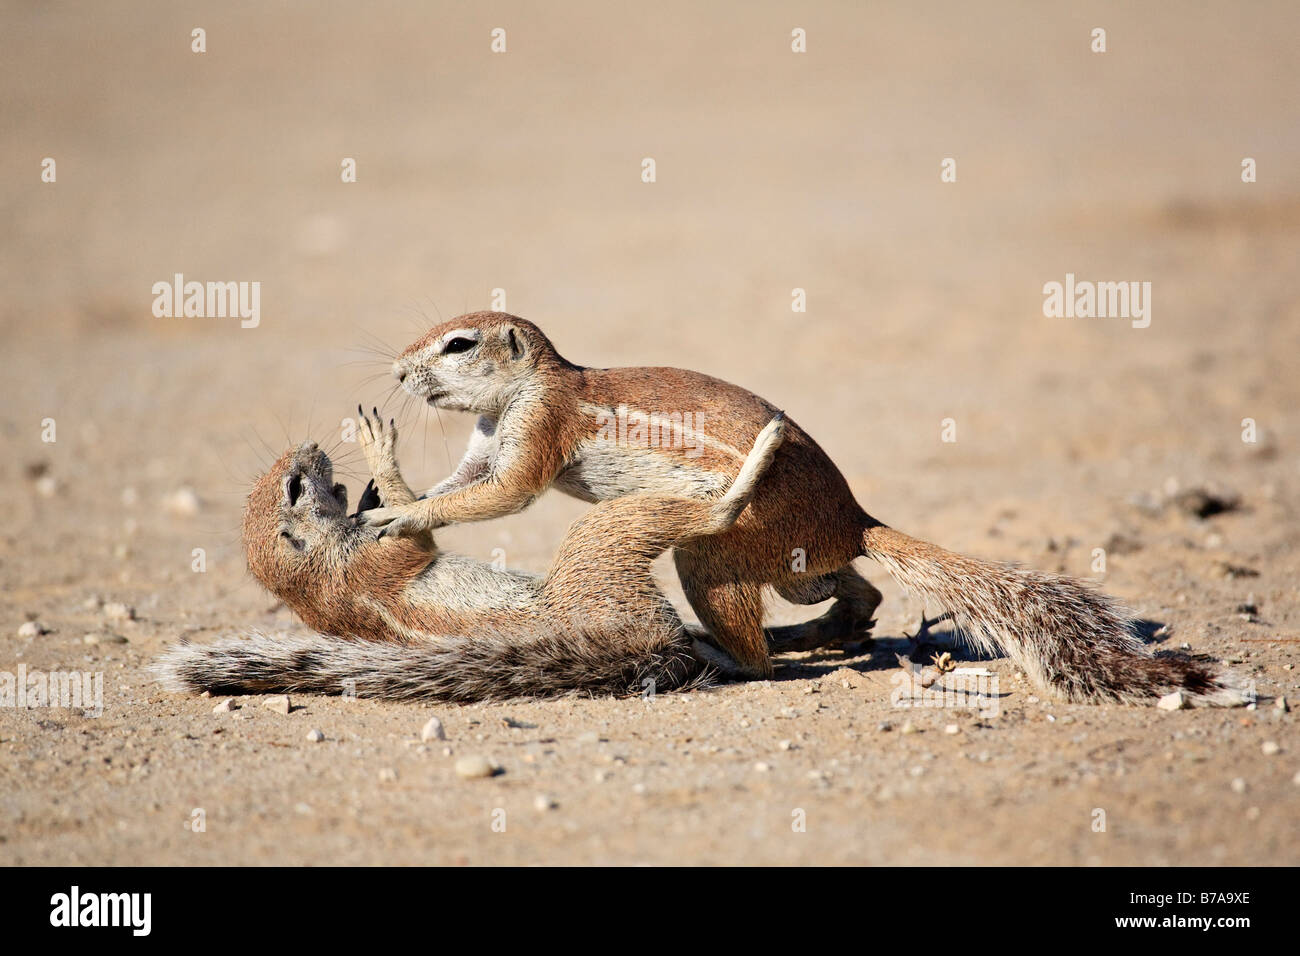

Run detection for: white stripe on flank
[[578, 402, 746, 460]]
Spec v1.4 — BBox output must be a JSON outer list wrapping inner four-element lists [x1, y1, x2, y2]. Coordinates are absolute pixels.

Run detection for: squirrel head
[[393, 312, 564, 415], [242, 442, 355, 608], [242, 443, 435, 638]]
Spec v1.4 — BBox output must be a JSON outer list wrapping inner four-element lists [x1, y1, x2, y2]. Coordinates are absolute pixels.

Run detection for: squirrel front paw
[[357, 405, 399, 478], [358, 503, 433, 538]]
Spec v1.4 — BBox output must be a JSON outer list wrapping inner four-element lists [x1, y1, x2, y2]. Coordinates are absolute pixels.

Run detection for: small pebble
[[84, 632, 128, 645], [262, 695, 291, 714], [420, 716, 446, 741], [212, 698, 236, 714], [1261, 741, 1280, 756], [533, 794, 556, 811], [455, 755, 497, 779], [305, 729, 324, 743], [1157, 691, 1188, 711], [35, 476, 58, 498], [1276, 696, 1289, 713], [944, 724, 961, 735], [877, 722, 892, 733], [753, 761, 771, 773], [778, 739, 794, 750], [1230, 777, 1247, 794], [377, 767, 398, 783], [103, 602, 135, 622], [164, 487, 202, 517], [17, 621, 43, 638], [900, 722, 918, 735]]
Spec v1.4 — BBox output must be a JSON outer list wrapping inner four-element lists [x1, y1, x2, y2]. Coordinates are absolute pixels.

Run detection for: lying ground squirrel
[[364, 311, 1245, 705], [155, 412, 787, 701]]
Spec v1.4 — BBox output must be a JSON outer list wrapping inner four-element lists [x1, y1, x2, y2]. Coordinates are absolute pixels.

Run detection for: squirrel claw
[[358, 505, 397, 527], [363, 506, 426, 539], [908, 611, 954, 643]]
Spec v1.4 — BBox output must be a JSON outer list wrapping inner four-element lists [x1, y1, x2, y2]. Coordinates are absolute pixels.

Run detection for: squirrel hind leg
[[767, 567, 883, 653], [674, 553, 773, 677]]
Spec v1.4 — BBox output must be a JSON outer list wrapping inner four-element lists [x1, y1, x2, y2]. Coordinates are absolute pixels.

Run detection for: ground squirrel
[[155, 412, 787, 701], [364, 311, 1245, 705]]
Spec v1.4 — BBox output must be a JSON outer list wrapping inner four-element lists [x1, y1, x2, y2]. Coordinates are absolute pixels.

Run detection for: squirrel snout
[[392, 360, 407, 384]]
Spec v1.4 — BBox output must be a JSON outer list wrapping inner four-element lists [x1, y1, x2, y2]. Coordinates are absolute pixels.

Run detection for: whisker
[[247, 426, 279, 465], [306, 391, 324, 447], [376, 381, 405, 416], [400, 304, 431, 334], [334, 355, 394, 369], [356, 327, 399, 360], [271, 409, 291, 447], [422, 295, 444, 325], [345, 373, 395, 395], [432, 403, 453, 476], [420, 385, 430, 474]]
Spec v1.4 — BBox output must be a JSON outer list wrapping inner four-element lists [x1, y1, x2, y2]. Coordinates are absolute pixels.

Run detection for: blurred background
[[1, 1, 1298, 865], [4, 0, 1297, 595]]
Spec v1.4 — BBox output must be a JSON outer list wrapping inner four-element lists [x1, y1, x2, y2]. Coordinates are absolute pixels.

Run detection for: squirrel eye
[[442, 337, 476, 355]]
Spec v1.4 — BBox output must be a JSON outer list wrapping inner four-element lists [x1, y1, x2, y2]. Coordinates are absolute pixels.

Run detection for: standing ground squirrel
[[362, 311, 1245, 705], [155, 412, 787, 701]]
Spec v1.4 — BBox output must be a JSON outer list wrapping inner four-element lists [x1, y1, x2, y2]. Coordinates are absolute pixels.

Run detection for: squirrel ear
[[504, 325, 525, 360]]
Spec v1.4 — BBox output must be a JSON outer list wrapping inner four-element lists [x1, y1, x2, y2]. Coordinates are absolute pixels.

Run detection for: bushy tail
[[154, 625, 707, 703], [862, 526, 1247, 706]]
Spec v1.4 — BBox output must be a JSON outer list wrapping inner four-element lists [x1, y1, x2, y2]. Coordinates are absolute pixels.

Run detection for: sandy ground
[[2, 1, 1298, 865]]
